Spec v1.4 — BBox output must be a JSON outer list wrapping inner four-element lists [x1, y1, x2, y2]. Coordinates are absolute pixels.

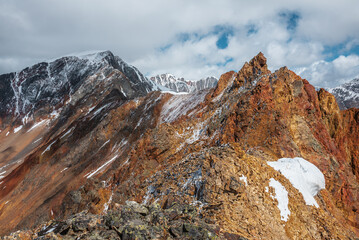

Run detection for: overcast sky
[[1, 0, 359, 87]]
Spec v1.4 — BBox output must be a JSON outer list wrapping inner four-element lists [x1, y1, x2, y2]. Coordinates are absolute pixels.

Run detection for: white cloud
[[296, 55, 359, 88], [0, 57, 19, 73], [1, 0, 359, 87]]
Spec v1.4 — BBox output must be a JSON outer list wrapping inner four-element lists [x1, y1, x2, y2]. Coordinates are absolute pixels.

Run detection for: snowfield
[[268, 157, 325, 207]]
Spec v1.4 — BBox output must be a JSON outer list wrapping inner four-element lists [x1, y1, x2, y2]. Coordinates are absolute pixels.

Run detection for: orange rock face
[[0, 53, 359, 239]]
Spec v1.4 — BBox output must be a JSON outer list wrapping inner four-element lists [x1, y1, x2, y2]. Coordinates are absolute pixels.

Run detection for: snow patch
[[268, 157, 325, 207], [0, 171, 6, 180], [22, 113, 31, 125], [45, 227, 56, 234], [27, 119, 49, 132], [33, 138, 42, 144], [50, 109, 61, 119], [268, 178, 290, 222], [239, 175, 248, 186], [14, 125, 23, 133], [60, 127, 74, 139], [86, 155, 118, 179], [99, 140, 110, 151], [186, 121, 207, 144], [0, 163, 11, 172], [47, 50, 106, 62], [42, 141, 56, 155], [103, 191, 113, 213], [90, 103, 111, 119], [142, 186, 154, 204], [212, 91, 224, 102], [161, 90, 207, 123], [135, 118, 143, 130], [161, 90, 189, 95], [87, 106, 96, 114]]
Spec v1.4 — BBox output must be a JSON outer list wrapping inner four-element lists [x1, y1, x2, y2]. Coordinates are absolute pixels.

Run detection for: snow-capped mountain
[[328, 78, 359, 109], [150, 73, 218, 93], [0, 51, 158, 125]]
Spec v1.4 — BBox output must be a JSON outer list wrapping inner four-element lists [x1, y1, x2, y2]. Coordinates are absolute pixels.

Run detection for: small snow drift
[[268, 178, 290, 222], [268, 157, 325, 207]]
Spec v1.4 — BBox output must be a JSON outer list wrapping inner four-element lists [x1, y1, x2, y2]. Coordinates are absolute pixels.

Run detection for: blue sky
[[1, 0, 359, 87]]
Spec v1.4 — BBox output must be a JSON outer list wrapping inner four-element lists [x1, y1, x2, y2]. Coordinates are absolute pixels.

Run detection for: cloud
[[297, 55, 359, 88], [1, 0, 359, 87], [278, 10, 301, 31]]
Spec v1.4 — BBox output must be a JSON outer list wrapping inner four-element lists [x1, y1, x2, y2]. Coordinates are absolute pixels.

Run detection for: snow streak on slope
[[268, 178, 290, 222], [27, 119, 49, 132], [268, 157, 325, 207], [85, 155, 119, 179], [160, 90, 208, 123]]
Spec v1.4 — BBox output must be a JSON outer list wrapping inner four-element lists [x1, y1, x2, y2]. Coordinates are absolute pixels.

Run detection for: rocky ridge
[[0, 52, 358, 239], [150, 74, 218, 93]]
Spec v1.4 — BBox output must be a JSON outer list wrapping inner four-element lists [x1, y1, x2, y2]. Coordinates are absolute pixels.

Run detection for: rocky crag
[[0, 51, 358, 239]]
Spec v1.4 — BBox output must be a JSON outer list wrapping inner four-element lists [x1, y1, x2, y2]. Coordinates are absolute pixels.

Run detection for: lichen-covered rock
[[3, 202, 235, 239]]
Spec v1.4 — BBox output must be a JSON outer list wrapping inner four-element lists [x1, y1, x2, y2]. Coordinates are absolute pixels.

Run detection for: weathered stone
[[125, 201, 149, 216]]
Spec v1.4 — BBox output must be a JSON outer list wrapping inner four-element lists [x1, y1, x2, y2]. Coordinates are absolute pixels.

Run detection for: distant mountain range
[[150, 73, 218, 93], [328, 78, 359, 109]]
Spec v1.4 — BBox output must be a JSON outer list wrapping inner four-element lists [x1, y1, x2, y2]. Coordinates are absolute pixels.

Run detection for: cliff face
[[0, 52, 358, 239]]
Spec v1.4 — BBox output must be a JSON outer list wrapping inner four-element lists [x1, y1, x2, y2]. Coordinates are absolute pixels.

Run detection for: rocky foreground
[[4, 201, 240, 240]]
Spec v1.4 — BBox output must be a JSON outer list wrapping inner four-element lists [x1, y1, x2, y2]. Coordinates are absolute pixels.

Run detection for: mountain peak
[[0, 51, 156, 127], [250, 52, 267, 68], [46, 50, 114, 63]]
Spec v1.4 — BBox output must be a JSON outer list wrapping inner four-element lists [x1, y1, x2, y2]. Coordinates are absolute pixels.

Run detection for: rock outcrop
[[0, 52, 358, 239], [4, 201, 236, 240]]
